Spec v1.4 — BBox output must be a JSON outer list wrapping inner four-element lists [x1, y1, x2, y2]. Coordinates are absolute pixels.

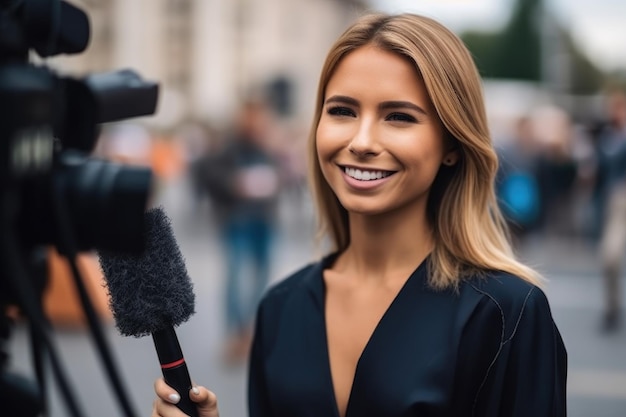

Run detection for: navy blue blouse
[[248, 255, 567, 417]]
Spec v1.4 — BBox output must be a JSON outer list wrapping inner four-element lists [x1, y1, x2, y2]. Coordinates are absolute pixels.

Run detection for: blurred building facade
[[53, 0, 370, 130]]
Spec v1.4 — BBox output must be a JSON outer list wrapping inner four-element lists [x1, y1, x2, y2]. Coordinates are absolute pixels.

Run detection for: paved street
[[6, 175, 626, 417]]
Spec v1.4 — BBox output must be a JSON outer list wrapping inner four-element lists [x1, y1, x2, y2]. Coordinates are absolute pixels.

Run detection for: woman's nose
[[348, 121, 380, 157]]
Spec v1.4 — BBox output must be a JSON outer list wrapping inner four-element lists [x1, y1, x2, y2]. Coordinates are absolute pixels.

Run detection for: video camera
[[0, 1, 159, 416]]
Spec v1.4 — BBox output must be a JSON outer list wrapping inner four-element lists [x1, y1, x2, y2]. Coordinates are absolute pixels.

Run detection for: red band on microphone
[[161, 358, 185, 369]]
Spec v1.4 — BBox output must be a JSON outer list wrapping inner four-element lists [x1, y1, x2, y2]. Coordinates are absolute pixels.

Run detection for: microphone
[[98, 206, 198, 417]]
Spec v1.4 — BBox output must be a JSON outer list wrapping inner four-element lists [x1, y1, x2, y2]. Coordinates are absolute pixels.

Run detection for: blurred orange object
[[150, 136, 185, 180], [43, 248, 112, 328]]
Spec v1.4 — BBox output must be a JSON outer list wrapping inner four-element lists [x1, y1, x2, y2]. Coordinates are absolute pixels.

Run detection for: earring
[[444, 158, 454, 166]]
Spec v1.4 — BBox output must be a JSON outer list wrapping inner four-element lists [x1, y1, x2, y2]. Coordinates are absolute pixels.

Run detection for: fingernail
[[192, 386, 200, 395], [168, 393, 181, 403]]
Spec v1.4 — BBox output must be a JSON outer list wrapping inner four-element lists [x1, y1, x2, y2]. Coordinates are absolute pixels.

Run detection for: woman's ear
[[442, 149, 459, 166]]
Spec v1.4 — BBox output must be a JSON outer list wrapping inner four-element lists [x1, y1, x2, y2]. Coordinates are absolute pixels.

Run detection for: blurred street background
[[3, 0, 626, 416]]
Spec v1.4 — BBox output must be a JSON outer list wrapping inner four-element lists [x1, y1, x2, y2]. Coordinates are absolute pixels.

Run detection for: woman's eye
[[386, 112, 417, 123], [327, 106, 355, 117]]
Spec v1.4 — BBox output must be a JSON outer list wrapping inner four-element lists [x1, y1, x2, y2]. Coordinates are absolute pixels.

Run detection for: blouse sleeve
[[474, 287, 568, 417], [248, 305, 272, 417]]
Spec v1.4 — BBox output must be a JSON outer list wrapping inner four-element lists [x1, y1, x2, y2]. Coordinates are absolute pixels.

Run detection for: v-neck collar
[[307, 254, 430, 417]]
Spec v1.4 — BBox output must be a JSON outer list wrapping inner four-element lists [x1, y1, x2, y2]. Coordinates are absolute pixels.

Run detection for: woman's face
[[316, 45, 453, 218]]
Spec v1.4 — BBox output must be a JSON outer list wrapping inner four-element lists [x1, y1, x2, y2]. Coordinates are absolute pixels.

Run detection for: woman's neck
[[336, 211, 434, 284]]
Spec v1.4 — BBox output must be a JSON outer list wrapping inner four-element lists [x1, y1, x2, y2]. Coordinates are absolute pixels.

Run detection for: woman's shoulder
[[460, 271, 554, 338], [464, 270, 540, 301], [259, 254, 332, 311], [252, 256, 330, 340]]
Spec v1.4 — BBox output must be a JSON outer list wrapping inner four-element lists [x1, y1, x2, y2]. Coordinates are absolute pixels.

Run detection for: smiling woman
[[152, 12, 568, 417]]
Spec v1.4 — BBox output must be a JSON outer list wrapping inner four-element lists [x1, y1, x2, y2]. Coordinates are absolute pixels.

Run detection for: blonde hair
[[307, 12, 542, 289]]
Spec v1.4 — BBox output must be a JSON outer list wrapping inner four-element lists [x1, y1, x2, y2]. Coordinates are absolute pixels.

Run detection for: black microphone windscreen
[[98, 206, 195, 337]]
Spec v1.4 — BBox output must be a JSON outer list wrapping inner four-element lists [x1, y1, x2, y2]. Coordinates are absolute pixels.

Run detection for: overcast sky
[[373, 0, 626, 72]]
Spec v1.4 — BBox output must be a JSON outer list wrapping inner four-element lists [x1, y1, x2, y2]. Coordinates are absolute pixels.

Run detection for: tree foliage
[[460, 0, 605, 94]]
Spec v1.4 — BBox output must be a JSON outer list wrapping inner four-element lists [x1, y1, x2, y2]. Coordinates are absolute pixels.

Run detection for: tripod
[[0, 249, 48, 417]]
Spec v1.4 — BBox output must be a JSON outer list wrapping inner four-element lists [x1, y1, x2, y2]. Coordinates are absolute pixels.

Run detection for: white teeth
[[344, 167, 391, 181]]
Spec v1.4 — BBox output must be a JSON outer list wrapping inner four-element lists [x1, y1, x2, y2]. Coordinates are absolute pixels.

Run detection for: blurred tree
[[461, 31, 499, 77], [461, 0, 605, 94], [462, 0, 541, 81], [492, 0, 542, 81]]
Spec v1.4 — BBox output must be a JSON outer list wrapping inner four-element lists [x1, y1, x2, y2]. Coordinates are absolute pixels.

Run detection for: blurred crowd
[[495, 88, 626, 332]]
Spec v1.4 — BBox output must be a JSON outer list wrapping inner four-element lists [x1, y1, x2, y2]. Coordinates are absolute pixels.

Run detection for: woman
[[153, 12, 567, 417]]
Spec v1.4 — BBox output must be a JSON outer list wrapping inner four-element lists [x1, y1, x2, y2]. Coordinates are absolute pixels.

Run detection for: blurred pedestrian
[[196, 97, 282, 362], [176, 120, 218, 212], [153, 12, 566, 417], [532, 106, 578, 237], [496, 115, 542, 245], [593, 89, 626, 332]]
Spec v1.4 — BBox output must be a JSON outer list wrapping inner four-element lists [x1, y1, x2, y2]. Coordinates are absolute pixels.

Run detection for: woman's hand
[[152, 378, 219, 417]]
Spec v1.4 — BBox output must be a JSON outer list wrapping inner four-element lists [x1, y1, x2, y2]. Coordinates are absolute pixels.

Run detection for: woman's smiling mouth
[[341, 166, 396, 181]]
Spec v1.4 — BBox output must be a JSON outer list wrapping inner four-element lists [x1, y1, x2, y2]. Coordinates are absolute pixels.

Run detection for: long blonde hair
[[307, 12, 542, 289]]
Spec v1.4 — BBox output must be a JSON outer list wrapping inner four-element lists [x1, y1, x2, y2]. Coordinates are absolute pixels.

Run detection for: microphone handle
[[152, 327, 198, 417]]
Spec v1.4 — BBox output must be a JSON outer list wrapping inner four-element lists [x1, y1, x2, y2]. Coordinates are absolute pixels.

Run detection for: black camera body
[[1, 1, 160, 415], [1, 0, 159, 252]]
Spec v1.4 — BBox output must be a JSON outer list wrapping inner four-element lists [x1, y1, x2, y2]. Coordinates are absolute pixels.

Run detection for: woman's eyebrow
[[324, 96, 428, 116], [324, 95, 359, 106], [379, 100, 427, 115]]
